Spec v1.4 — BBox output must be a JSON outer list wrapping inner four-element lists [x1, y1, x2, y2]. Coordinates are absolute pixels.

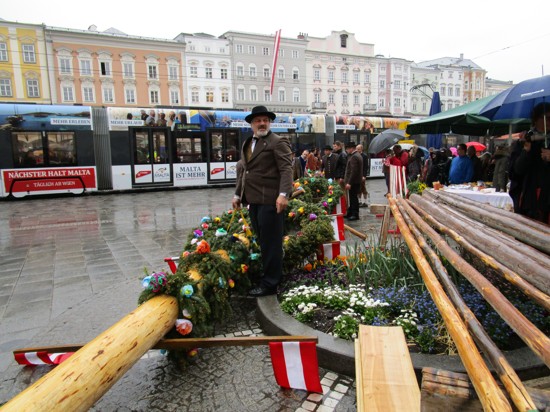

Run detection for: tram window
[[13, 132, 44, 167], [210, 133, 223, 162], [47, 132, 77, 166], [225, 131, 239, 162], [152, 131, 168, 163], [175, 137, 203, 163], [135, 131, 150, 164]]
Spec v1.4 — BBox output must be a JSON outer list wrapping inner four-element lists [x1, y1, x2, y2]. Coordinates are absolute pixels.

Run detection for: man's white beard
[[256, 129, 269, 137]]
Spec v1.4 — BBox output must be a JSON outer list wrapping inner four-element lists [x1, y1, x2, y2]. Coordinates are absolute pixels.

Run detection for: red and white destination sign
[[2, 167, 97, 197]]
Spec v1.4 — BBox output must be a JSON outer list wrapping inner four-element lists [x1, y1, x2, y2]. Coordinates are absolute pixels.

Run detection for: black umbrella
[[368, 129, 406, 154]]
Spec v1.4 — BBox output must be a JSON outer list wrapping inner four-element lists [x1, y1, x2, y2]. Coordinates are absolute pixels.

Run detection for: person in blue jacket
[[448, 144, 473, 184]]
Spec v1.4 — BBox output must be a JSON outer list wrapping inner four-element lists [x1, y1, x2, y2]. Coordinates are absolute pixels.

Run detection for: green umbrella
[[406, 95, 530, 136]]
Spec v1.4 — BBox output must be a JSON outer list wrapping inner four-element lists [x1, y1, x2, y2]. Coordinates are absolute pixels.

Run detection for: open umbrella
[[479, 75, 550, 121], [426, 91, 443, 149], [368, 129, 406, 154], [465, 141, 486, 152], [406, 95, 530, 136]]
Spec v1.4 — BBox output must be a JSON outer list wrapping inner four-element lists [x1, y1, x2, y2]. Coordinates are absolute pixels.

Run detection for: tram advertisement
[[2, 167, 98, 197], [173, 163, 208, 187]]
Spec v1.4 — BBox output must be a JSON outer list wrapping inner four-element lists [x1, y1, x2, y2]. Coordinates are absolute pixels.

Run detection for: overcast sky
[[3, 0, 549, 85]]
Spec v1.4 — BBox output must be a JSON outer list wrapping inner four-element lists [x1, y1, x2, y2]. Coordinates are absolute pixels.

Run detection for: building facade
[[0, 21, 53, 104], [0, 19, 514, 119]]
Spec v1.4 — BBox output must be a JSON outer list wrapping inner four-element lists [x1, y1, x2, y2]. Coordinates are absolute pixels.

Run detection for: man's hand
[[232, 197, 241, 210], [276, 195, 288, 214]]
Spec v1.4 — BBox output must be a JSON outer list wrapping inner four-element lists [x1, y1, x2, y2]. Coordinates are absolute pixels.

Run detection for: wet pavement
[[0, 179, 389, 411]]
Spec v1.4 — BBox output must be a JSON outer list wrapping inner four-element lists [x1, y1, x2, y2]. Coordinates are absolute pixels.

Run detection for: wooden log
[[2, 295, 179, 412], [344, 224, 367, 240], [355, 325, 420, 411], [13, 335, 319, 356], [397, 198, 538, 411], [421, 368, 550, 412], [425, 189, 550, 254], [410, 194, 550, 295], [407, 197, 550, 313], [388, 197, 512, 412]]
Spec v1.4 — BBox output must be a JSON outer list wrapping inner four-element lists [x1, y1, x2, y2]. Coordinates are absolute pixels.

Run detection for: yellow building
[[0, 21, 53, 104]]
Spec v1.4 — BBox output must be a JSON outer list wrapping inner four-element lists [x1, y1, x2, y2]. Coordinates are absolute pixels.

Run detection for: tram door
[[131, 128, 171, 186], [207, 129, 240, 182]]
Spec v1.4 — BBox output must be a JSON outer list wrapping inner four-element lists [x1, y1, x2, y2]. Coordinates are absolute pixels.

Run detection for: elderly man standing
[[343, 141, 363, 221], [232, 106, 293, 297]]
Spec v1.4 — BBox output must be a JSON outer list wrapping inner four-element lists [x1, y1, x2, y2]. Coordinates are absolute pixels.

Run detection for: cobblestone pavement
[[0, 179, 389, 411]]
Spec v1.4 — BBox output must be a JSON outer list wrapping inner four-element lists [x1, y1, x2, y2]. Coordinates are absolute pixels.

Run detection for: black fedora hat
[[245, 105, 276, 123], [345, 141, 357, 148], [323, 145, 333, 150]]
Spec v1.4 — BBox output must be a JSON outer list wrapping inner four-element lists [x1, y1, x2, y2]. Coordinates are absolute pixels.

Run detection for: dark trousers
[[348, 183, 360, 218], [248, 204, 284, 289]]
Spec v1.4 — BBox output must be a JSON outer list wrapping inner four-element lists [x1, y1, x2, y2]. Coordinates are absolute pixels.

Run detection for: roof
[[417, 56, 483, 70]]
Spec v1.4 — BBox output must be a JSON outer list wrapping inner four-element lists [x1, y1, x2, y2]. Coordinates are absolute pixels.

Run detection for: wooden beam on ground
[[2, 295, 179, 412], [388, 197, 512, 411], [378, 204, 391, 246], [13, 335, 319, 356], [355, 325, 420, 411]]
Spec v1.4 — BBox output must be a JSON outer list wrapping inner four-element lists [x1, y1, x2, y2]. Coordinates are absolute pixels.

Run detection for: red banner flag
[[14, 351, 74, 366], [270, 29, 282, 96], [269, 341, 323, 393]]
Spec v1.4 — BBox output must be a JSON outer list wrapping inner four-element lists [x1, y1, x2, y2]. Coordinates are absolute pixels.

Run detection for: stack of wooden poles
[[388, 189, 550, 412]]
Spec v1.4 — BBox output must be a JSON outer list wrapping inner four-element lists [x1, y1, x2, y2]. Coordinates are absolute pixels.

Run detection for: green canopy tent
[[406, 95, 530, 136]]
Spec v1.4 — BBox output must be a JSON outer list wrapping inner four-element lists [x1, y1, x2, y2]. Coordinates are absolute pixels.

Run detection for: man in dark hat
[[232, 106, 293, 297], [321, 145, 337, 179], [343, 141, 363, 221]]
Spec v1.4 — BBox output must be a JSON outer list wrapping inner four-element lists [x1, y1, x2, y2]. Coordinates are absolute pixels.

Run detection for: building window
[[278, 68, 285, 80], [394, 80, 401, 89], [293, 89, 300, 103], [206, 91, 214, 103], [328, 93, 334, 104], [278, 49, 285, 58], [169, 65, 178, 80], [364, 95, 370, 104], [204, 46, 210, 53], [292, 50, 299, 59], [150, 90, 159, 104], [328, 70, 334, 82], [205, 67, 213, 79], [170, 90, 180, 105], [0, 42, 7, 61], [237, 88, 244, 100], [80, 60, 92, 76], [278, 89, 285, 102], [379, 98, 385, 108], [262, 47, 269, 56], [342, 94, 348, 105], [190, 66, 198, 77], [364, 72, 370, 83], [236, 65, 244, 77], [222, 91, 229, 103], [394, 97, 401, 107], [340, 34, 348, 48], [250, 89, 257, 101], [125, 88, 135, 104], [191, 91, 199, 103], [264, 90, 271, 101], [83, 86, 94, 102], [292, 69, 299, 80], [103, 87, 114, 103], [248, 45, 256, 54], [100, 61, 111, 76], [148, 65, 158, 80], [263, 67, 270, 79], [249, 66, 257, 78], [221, 68, 228, 79], [0, 79, 13, 96], [22, 44, 36, 63], [314, 70, 320, 81], [341, 71, 348, 83], [354, 94, 359, 105], [236, 44, 243, 53], [59, 58, 72, 74], [448, 86, 453, 96], [62, 86, 74, 102], [314, 92, 320, 103], [24, 79, 39, 97], [353, 72, 359, 83], [379, 80, 385, 88]]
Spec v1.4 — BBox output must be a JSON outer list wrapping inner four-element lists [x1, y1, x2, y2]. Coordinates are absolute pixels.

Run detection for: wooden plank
[[356, 325, 420, 411], [355, 339, 364, 412], [378, 205, 391, 246]]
